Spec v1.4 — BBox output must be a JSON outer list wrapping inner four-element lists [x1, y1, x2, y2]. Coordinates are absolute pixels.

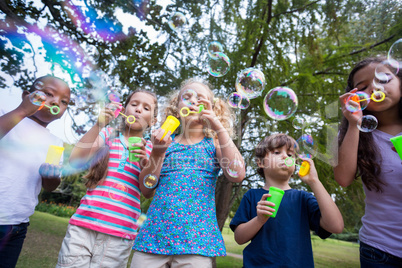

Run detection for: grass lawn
[[16, 211, 359, 268]]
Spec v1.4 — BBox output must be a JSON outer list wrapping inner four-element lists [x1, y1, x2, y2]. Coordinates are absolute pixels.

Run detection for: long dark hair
[[338, 57, 402, 192], [84, 89, 158, 189]]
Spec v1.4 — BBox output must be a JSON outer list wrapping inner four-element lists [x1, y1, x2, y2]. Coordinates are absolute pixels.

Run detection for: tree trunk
[[215, 174, 234, 231]]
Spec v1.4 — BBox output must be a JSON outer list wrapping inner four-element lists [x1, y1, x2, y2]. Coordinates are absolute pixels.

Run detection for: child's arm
[[301, 159, 344, 234], [39, 163, 62, 191], [0, 91, 43, 139], [333, 89, 361, 187], [69, 105, 116, 163], [138, 128, 172, 199], [234, 193, 274, 244], [199, 100, 245, 183]]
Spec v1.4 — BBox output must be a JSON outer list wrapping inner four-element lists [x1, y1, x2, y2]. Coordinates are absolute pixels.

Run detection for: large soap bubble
[[345, 91, 370, 113], [357, 115, 378, 132], [388, 38, 402, 72], [235, 68, 266, 99], [208, 52, 231, 77], [263, 87, 298, 120]]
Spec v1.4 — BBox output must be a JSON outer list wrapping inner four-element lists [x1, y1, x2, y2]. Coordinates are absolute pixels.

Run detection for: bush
[[35, 201, 77, 218], [330, 232, 359, 242]]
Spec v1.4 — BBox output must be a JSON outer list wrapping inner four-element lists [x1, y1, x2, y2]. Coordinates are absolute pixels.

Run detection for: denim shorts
[[360, 241, 402, 268]]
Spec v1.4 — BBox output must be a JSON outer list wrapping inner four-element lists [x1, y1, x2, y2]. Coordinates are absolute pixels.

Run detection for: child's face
[[353, 63, 401, 113], [178, 83, 212, 120], [258, 145, 296, 180], [31, 77, 71, 125], [124, 92, 156, 130]]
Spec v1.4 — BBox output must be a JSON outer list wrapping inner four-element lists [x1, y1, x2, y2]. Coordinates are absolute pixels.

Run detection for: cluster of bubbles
[[207, 41, 231, 77], [341, 38, 402, 133], [227, 92, 250, 109]]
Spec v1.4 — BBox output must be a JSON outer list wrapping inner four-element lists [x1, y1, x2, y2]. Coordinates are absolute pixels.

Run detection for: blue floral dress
[[133, 135, 226, 256]]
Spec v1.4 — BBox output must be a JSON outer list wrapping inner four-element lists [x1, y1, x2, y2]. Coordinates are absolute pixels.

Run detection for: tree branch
[[272, 0, 320, 18]]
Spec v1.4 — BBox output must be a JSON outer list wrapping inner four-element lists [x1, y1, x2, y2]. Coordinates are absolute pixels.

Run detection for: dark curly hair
[[338, 57, 402, 192]]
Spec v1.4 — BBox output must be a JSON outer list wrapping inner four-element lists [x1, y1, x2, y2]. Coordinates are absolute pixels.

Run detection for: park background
[[1, 0, 401, 267]]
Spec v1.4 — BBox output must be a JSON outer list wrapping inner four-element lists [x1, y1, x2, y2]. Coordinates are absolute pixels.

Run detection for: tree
[[1, 0, 402, 243]]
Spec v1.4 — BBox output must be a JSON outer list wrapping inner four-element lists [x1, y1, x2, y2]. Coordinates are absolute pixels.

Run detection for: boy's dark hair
[[28, 75, 68, 93], [255, 133, 298, 179], [84, 89, 158, 189], [338, 56, 402, 192]]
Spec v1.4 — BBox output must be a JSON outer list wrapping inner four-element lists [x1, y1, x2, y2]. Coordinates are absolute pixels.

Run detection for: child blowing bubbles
[[335, 57, 402, 267], [230, 134, 343, 267], [56, 89, 157, 268], [132, 78, 246, 267], [0, 75, 70, 267]]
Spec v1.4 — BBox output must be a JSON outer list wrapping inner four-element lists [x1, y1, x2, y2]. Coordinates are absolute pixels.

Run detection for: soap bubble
[[357, 115, 378, 132], [207, 41, 224, 58], [388, 38, 402, 71], [263, 87, 298, 120], [235, 68, 266, 99], [136, 213, 147, 228], [143, 174, 158, 189], [227, 159, 243, 178], [208, 52, 230, 77], [181, 88, 197, 107], [296, 134, 317, 159], [108, 91, 121, 103], [29, 91, 46, 106], [227, 92, 250, 109], [168, 12, 187, 32], [375, 60, 395, 83], [345, 91, 370, 113], [108, 183, 128, 201], [292, 116, 307, 130], [33, 81, 44, 90]]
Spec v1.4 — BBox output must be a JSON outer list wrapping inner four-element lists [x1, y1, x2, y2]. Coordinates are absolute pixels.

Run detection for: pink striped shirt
[[69, 127, 152, 239]]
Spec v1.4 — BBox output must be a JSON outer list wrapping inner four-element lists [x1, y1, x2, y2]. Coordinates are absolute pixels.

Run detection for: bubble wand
[[355, 91, 385, 103], [180, 104, 204, 117], [106, 103, 136, 124], [29, 91, 60, 115]]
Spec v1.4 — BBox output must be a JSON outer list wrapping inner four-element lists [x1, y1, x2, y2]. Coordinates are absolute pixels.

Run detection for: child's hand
[[17, 91, 46, 117], [151, 128, 172, 156], [97, 103, 119, 127], [298, 158, 319, 185], [198, 98, 223, 131], [39, 163, 62, 179], [130, 138, 149, 169], [339, 88, 362, 125], [256, 193, 276, 223]]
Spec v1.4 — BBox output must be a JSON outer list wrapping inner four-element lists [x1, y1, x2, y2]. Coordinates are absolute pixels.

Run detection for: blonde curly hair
[[163, 77, 235, 138]]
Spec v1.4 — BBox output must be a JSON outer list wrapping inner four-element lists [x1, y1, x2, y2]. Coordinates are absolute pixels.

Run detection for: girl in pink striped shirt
[[56, 89, 158, 268]]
